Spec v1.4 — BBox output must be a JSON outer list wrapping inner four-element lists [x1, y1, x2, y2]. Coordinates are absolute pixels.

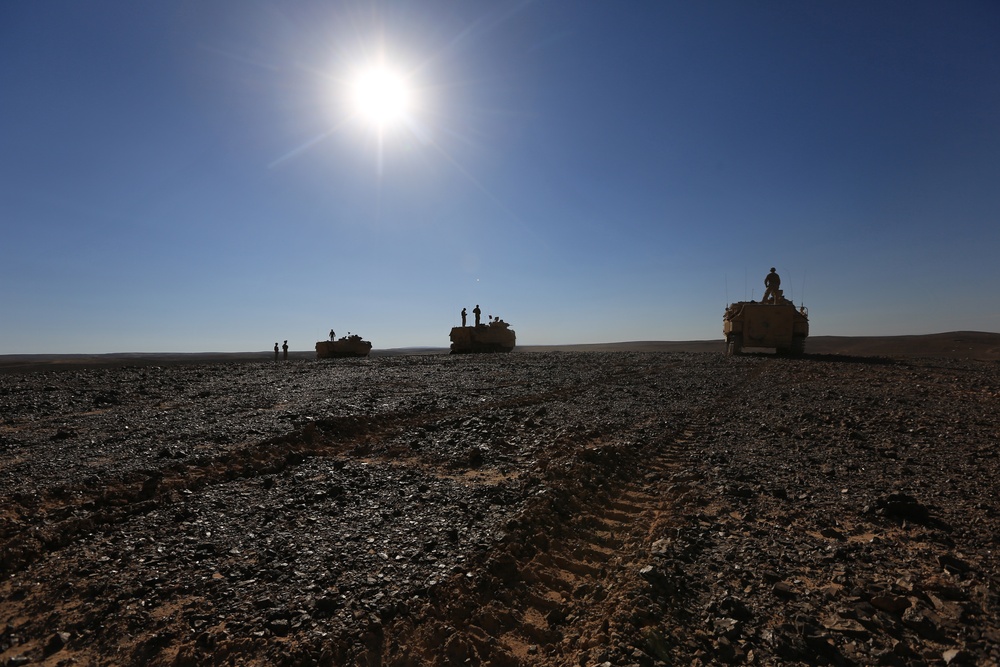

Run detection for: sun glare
[[351, 64, 412, 131]]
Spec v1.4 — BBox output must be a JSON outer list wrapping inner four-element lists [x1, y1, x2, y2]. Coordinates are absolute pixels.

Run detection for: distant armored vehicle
[[724, 292, 808, 356], [450, 319, 516, 354], [316, 334, 372, 358]]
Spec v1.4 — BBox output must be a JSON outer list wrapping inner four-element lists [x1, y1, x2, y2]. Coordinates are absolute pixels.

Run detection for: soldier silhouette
[[329, 329, 336, 341], [473, 305, 481, 327], [461, 307, 467, 327], [274, 342, 279, 361], [762, 267, 781, 304], [282, 340, 289, 360]]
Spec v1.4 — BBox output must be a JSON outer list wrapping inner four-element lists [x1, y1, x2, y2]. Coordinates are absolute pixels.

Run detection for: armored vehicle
[[724, 293, 808, 356], [450, 319, 516, 354], [316, 334, 372, 359]]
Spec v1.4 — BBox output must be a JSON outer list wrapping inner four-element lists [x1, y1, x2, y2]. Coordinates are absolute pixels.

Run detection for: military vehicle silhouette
[[450, 318, 516, 354], [724, 290, 808, 356], [316, 334, 372, 358]]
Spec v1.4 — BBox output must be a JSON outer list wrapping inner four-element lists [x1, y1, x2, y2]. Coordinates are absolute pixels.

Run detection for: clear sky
[[2, 1, 999, 353]]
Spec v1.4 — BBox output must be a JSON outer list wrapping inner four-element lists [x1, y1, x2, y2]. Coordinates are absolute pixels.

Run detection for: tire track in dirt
[[382, 360, 770, 665], [1, 354, 746, 665], [0, 386, 585, 578], [1, 353, 662, 579], [532, 427, 717, 665], [380, 426, 701, 665]]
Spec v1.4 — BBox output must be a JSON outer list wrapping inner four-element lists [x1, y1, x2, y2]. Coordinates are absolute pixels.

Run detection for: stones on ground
[[0, 353, 997, 665]]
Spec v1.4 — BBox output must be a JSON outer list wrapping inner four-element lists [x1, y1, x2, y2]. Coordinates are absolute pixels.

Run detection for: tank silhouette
[[724, 291, 808, 356], [450, 319, 516, 354], [316, 334, 372, 358]]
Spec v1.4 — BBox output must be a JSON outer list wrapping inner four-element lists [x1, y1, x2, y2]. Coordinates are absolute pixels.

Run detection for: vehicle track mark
[[384, 361, 767, 665], [1, 383, 589, 577]]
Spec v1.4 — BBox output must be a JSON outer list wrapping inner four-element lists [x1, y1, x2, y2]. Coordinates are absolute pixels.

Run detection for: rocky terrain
[[1, 349, 998, 666]]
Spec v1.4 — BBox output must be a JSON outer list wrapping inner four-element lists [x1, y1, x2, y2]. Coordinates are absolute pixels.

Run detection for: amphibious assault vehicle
[[724, 293, 808, 356], [450, 320, 516, 354], [316, 334, 372, 359]]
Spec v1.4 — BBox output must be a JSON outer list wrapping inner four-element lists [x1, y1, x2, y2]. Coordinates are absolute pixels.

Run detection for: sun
[[350, 64, 412, 131]]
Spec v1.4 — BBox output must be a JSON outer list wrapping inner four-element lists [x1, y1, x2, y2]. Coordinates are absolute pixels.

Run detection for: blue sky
[[2, 1, 999, 353]]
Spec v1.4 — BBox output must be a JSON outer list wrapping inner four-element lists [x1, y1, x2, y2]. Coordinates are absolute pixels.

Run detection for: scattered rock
[[0, 353, 997, 666]]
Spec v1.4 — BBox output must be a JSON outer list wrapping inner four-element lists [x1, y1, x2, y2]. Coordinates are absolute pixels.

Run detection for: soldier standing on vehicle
[[473, 305, 481, 327], [762, 267, 780, 304], [461, 307, 467, 327]]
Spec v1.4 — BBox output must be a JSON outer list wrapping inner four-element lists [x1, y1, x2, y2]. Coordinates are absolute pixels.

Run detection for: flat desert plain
[[1, 333, 999, 666]]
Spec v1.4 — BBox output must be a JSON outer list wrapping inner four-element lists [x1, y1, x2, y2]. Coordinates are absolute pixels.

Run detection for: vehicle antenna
[[801, 269, 807, 305]]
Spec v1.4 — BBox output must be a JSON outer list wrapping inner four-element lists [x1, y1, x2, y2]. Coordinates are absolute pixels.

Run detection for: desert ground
[[1, 333, 999, 666]]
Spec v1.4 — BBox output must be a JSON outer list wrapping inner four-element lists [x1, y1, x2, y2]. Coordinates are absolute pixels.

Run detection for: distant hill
[[1, 331, 998, 373], [519, 332, 1000, 360], [805, 331, 1000, 360]]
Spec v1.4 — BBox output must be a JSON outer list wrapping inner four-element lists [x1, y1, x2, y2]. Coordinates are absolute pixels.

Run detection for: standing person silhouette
[[762, 267, 781, 304], [274, 342, 279, 361], [473, 305, 481, 327], [282, 340, 289, 360], [461, 308, 467, 327]]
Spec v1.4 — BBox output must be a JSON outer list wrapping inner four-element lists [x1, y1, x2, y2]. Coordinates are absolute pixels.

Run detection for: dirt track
[[1, 351, 999, 666]]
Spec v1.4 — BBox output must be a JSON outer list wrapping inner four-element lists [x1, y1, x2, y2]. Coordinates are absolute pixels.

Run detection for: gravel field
[[1, 350, 999, 666]]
